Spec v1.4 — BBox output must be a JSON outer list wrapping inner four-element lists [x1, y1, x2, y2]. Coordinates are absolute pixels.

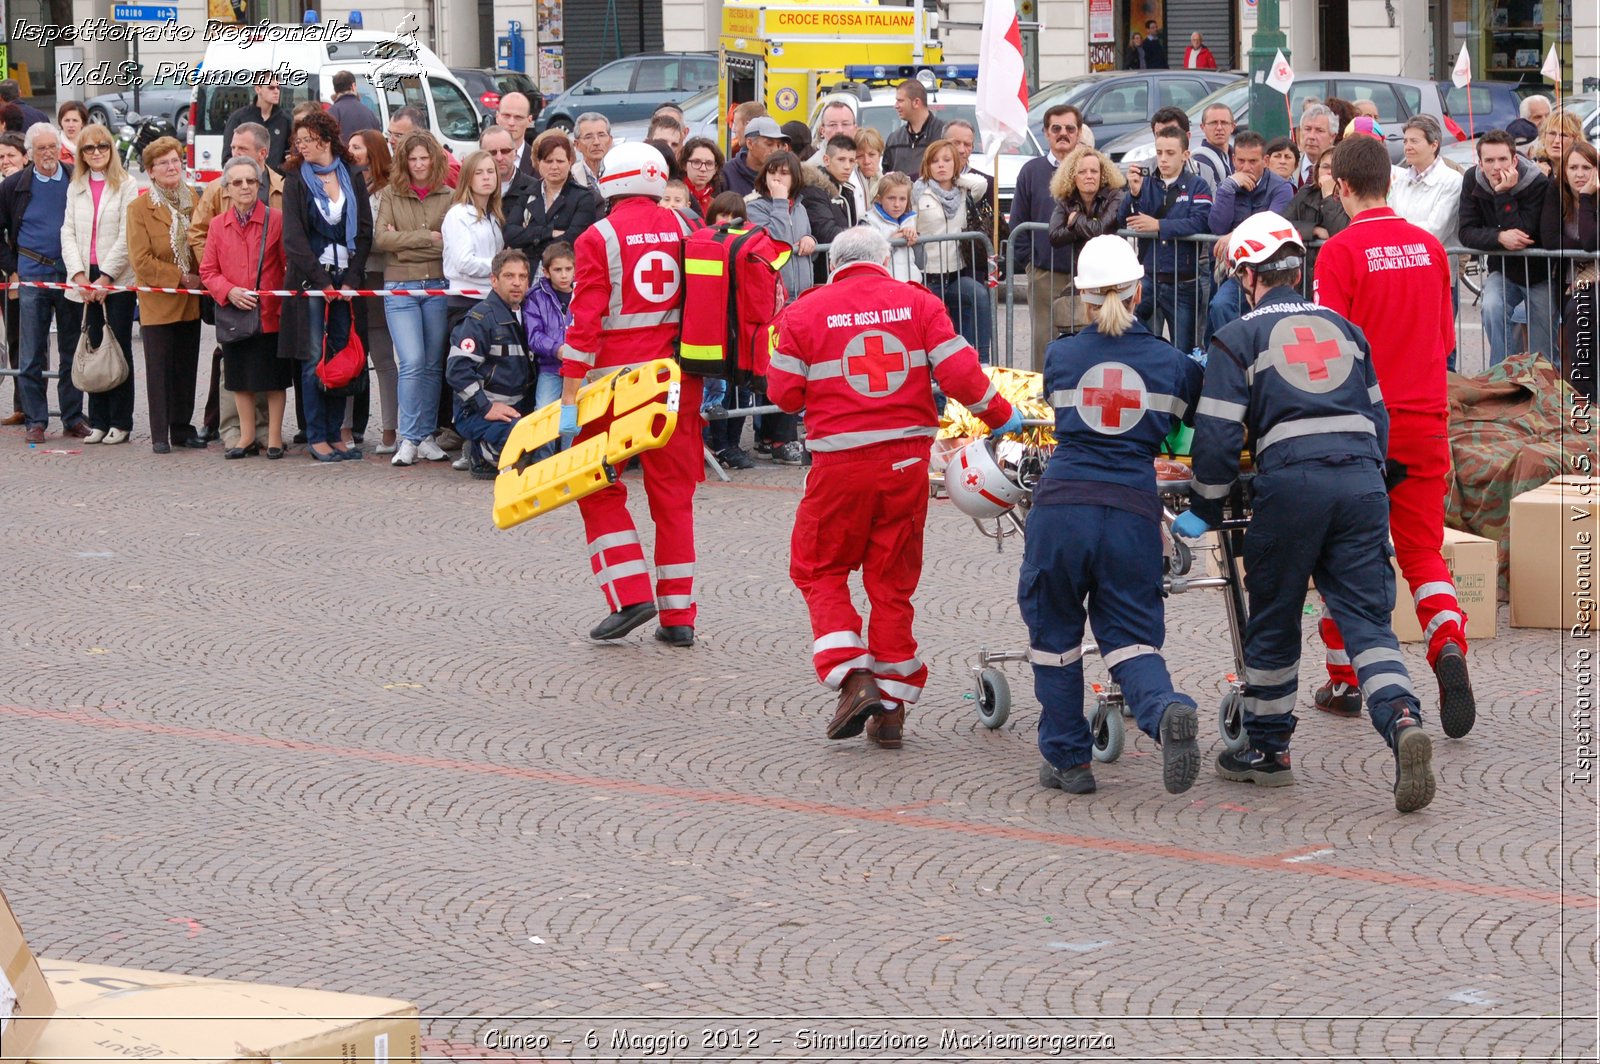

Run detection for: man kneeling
[[446, 248, 536, 480]]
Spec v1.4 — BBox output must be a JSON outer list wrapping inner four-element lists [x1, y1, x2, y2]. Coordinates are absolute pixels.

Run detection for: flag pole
[[991, 144, 1002, 268], [1466, 87, 1474, 139]]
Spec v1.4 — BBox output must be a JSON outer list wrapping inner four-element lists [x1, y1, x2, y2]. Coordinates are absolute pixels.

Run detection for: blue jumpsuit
[[1189, 286, 1423, 754], [1019, 319, 1204, 771]]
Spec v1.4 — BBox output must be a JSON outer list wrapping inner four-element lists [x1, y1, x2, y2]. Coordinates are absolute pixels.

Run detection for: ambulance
[[718, 0, 944, 151]]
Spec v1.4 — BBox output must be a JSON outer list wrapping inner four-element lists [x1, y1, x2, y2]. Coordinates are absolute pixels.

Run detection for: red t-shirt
[[1314, 206, 1453, 414]]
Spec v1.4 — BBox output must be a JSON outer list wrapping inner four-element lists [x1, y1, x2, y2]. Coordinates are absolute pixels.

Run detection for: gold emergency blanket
[[938, 365, 1056, 446]]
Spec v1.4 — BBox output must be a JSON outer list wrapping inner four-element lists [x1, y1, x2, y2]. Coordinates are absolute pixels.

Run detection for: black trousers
[[84, 267, 137, 432], [141, 318, 202, 445]]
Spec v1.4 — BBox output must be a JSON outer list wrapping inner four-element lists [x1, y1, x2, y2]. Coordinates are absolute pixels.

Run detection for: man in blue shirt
[[1206, 131, 1294, 338], [0, 123, 85, 442]]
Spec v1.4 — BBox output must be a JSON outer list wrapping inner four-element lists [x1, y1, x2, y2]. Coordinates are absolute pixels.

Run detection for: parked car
[[807, 86, 1045, 218], [1439, 79, 1549, 138], [451, 67, 543, 122], [1442, 90, 1600, 170], [1105, 73, 1456, 170], [536, 52, 718, 132], [611, 85, 718, 145], [1028, 70, 1238, 148], [86, 74, 193, 137]]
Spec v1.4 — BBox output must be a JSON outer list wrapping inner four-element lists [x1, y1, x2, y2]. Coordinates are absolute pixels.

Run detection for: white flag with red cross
[[975, 0, 1030, 152], [1451, 43, 1472, 89], [1265, 50, 1294, 95]]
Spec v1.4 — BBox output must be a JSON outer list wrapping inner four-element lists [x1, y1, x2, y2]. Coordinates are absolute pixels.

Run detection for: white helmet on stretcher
[[598, 142, 670, 200], [946, 439, 1026, 519], [1227, 211, 1305, 275], [1073, 234, 1144, 304]]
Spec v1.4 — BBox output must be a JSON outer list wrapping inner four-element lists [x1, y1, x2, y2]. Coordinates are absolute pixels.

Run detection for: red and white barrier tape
[[3, 280, 490, 298]]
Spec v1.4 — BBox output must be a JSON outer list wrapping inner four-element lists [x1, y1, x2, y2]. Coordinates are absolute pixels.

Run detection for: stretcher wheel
[[1219, 689, 1249, 753], [1090, 698, 1125, 763], [975, 668, 1011, 729], [1168, 537, 1193, 577]]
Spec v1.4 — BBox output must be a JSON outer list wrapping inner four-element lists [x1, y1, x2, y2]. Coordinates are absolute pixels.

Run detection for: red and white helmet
[[1228, 211, 1305, 275], [598, 142, 670, 200], [945, 439, 1026, 519]]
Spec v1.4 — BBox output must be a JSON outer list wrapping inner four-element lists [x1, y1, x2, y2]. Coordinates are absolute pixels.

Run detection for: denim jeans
[[385, 283, 450, 444], [530, 370, 564, 463], [1481, 272, 1556, 369], [85, 282, 137, 431], [18, 282, 84, 429], [1138, 274, 1201, 352], [303, 294, 351, 446], [924, 272, 992, 364], [455, 402, 524, 456], [1206, 276, 1245, 345]]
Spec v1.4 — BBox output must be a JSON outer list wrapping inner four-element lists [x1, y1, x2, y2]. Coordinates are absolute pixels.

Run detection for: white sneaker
[[417, 437, 449, 461], [84, 428, 106, 444], [391, 439, 418, 466], [104, 428, 129, 445], [452, 451, 471, 471], [373, 442, 398, 455]]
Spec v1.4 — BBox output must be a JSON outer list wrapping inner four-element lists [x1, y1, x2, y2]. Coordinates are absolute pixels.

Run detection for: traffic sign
[[112, 5, 178, 20]]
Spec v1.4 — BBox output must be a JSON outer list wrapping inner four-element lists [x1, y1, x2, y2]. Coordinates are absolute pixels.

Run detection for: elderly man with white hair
[[0, 121, 87, 443], [766, 227, 1022, 750], [1506, 94, 1552, 146]]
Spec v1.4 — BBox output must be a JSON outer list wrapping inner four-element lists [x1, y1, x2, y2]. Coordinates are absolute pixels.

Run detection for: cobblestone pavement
[[0, 326, 1591, 1063]]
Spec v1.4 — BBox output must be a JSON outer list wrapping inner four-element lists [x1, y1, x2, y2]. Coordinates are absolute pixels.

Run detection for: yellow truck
[[719, 0, 944, 150]]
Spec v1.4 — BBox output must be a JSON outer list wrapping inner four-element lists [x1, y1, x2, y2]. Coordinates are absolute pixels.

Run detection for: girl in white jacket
[[442, 150, 506, 332], [61, 122, 139, 442], [913, 140, 992, 363], [862, 171, 920, 282]]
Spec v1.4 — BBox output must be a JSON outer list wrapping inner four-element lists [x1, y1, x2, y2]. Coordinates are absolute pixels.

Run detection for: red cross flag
[[1451, 43, 1472, 89], [1265, 49, 1294, 96], [975, 0, 1029, 153]]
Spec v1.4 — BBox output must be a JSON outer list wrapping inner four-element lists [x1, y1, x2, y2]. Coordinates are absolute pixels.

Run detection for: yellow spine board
[[492, 360, 682, 530]]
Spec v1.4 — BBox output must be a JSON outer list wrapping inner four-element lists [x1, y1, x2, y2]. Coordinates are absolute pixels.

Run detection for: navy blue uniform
[[1190, 285, 1420, 755], [446, 290, 536, 457], [1019, 320, 1204, 771]]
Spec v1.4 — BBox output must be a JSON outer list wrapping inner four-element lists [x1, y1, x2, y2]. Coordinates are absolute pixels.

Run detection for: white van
[[188, 27, 485, 183]]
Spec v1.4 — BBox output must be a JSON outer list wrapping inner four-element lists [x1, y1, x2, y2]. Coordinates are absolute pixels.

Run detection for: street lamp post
[[1247, 0, 1289, 140]]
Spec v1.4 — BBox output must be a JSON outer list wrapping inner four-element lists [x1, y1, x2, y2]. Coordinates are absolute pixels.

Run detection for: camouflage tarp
[[1446, 352, 1574, 597]]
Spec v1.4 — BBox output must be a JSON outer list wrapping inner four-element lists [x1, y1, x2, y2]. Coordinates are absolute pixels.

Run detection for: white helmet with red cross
[[946, 439, 1026, 519], [1228, 211, 1305, 275], [598, 142, 670, 200]]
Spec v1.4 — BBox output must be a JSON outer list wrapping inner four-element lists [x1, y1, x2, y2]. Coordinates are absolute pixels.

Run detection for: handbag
[[316, 301, 367, 394], [213, 220, 268, 343], [69, 318, 128, 393]]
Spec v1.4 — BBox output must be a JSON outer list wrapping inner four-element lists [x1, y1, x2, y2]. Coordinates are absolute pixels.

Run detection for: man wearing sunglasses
[[1009, 103, 1083, 371], [221, 73, 290, 173]]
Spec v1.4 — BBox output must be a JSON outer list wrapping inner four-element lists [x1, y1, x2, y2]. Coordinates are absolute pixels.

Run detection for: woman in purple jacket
[[522, 241, 574, 461]]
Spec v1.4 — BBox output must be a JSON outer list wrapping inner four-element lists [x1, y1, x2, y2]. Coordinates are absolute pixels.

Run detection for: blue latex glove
[[558, 404, 579, 441], [1187, 347, 1208, 367], [1171, 510, 1211, 539], [990, 407, 1025, 438]]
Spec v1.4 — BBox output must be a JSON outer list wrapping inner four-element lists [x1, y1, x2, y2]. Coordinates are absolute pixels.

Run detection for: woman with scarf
[[679, 137, 725, 218], [914, 139, 992, 363], [279, 110, 372, 463], [127, 136, 204, 453]]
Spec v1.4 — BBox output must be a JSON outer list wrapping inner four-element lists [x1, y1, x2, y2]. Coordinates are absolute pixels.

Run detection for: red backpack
[[679, 224, 790, 386]]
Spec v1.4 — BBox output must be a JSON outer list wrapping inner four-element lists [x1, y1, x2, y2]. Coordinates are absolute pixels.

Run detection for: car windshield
[[859, 100, 1040, 156], [1186, 79, 1250, 124], [1028, 76, 1098, 118], [680, 87, 717, 122]]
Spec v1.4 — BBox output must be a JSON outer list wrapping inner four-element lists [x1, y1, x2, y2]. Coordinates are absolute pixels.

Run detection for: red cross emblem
[[644, 163, 663, 180], [963, 468, 983, 490], [1271, 319, 1354, 393], [1077, 362, 1147, 435], [633, 251, 680, 304], [843, 331, 909, 397]]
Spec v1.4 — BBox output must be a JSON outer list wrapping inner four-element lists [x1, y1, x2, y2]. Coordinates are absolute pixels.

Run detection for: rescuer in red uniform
[[1314, 135, 1476, 738], [558, 142, 703, 648], [768, 228, 1022, 747]]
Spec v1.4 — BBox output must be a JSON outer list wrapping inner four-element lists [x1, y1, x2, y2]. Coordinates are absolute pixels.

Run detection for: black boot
[[589, 602, 657, 640], [654, 625, 694, 647]]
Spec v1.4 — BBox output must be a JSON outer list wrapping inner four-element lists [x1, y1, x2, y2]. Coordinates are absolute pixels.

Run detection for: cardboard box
[[29, 960, 420, 1064], [1510, 477, 1600, 629], [1391, 527, 1499, 642], [0, 890, 56, 1063]]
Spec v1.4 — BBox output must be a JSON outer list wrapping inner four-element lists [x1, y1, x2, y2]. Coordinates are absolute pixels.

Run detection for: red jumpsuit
[[1314, 206, 1462, 676], [562, 196, 703, 629], [768, 262, 1014, 707]]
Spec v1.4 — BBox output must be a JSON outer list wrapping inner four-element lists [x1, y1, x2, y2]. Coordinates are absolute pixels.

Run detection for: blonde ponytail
[[1092, 288, 1136, 337]]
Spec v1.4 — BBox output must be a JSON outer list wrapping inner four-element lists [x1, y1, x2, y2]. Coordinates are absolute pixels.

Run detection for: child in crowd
[[1266, 137, 1300, 182], [660, 179, 693, 213], [863, 171, 920, 282], [523, 241, 576, 461], [703, 192, 754, 468]]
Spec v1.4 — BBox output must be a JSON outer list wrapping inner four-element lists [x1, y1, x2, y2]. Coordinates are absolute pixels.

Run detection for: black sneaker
[[1391, 718, 1436, 812], [716, 446, 755, 470], [1157, 702, 1200, 795], [469, 443, 498, 481], [1433, 643, 1475, 739], [753, 440, 773, 459], [771, 441, 805, 465], [1215, 746, 1295, 787], [1039, 760, 1096, 794], [1314, 681, 1362, 718]]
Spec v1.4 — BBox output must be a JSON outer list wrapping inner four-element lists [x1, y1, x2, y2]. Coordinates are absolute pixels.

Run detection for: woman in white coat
[[914, 139, 992, 363], [62, 121, 139, 443]]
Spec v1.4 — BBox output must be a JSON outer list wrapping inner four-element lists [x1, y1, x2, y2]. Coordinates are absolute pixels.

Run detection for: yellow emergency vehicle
[[719, 0, 944, 150]]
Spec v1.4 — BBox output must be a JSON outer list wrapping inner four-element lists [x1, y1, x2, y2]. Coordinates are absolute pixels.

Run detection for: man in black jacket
[[799, 135, 860, 283], [1457, 129, 1554, 366], [327, 71, 380, 143], [221, 74, 290, 172], [447, 248, 536, 478], [883, 79, 947, 176]]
